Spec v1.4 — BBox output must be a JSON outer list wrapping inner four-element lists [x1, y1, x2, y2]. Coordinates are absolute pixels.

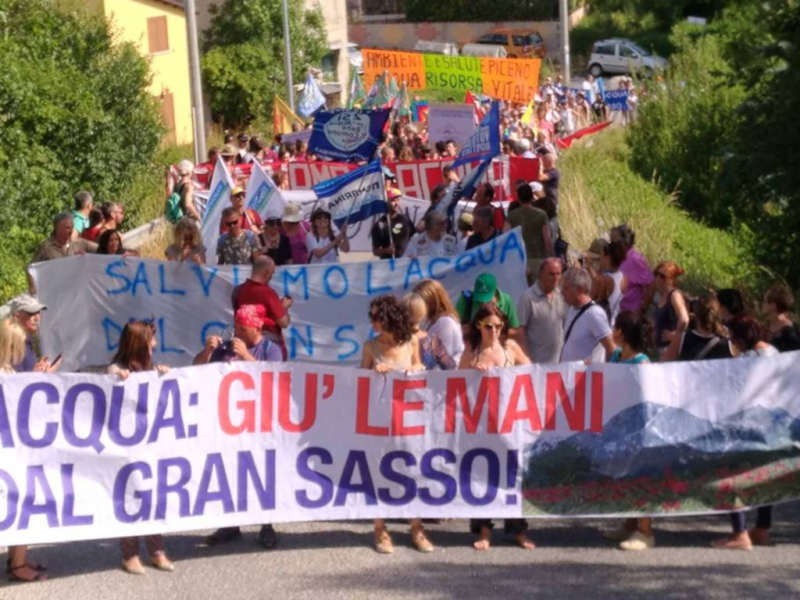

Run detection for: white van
[[460, 43, 508, 58], [413, 40, 459, 56]]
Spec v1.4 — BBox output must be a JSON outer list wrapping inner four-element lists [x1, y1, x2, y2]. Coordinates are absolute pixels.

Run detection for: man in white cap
[[1, 294, 60, 372]]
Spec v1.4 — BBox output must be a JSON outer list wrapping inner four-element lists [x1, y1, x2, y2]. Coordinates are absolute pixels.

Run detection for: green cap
[[473, 273, 497, 304]]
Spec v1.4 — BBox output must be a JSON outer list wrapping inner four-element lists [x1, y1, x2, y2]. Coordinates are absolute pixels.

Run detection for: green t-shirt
[[456, 289, 520, 328], [72, 210, 90, 234], [507, 204, 549, 260]]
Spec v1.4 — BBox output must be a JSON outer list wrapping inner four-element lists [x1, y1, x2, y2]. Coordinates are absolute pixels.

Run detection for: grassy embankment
[[559, 127, 766, 297]]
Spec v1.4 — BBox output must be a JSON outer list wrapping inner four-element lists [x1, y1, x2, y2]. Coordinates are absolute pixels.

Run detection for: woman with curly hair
[[165, 217, 206, 264], [360, 295, 430, 554], [460, 304, 533, 551]]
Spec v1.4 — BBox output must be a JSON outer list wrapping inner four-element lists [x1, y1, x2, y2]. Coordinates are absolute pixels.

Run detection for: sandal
[[6, 559, 46, 573], [374, 527, 394, 554], [150, 553, 175, 572], [8, 564, 47, 583], [411, 527, 434, 553], [121, 556, 146, 575]]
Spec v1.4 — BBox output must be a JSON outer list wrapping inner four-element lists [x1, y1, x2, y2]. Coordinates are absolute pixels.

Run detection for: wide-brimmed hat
[[220, 143, 237, 157], [586, 238, 609, 260], [282, 203, 303, 223]]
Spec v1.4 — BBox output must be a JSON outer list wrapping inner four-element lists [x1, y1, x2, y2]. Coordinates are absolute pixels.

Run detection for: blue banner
[[604, 89, 630, 111], [312, 159, 386, 229], [308, 108, 392, 163]]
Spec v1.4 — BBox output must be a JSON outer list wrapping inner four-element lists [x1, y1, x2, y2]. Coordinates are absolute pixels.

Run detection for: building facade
[[64, 0, 194, 146]]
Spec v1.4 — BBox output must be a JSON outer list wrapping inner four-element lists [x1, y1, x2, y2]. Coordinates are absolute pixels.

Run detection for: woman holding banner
[[1, 318, 48, 583], [107, 321, 175, 575], [360, 295, 432, 554], [460, 304, 534, 550], [306, 207, 349, 264], [413, 280, 465, 365]]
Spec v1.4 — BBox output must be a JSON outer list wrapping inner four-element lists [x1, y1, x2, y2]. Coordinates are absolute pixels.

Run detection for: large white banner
[[2, 353, 800, 546], [428, 103, 477, 148], [30, 231, 528, 371]]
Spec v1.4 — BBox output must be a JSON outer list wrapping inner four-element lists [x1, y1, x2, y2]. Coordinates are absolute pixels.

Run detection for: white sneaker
[[603, 525, 633, 541], [619, 531, 655, 551]]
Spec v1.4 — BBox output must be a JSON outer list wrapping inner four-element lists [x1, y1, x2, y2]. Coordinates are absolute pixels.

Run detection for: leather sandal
[[150, 553, 175, 572], [374, 527, 394, 554], [411, 527, 434, 553], [6, 559, 46, 573], [8, 564, 47, 583]]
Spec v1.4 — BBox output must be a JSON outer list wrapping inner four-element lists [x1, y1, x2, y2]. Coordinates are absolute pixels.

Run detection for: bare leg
[[638, 518, 653, 537], [474, 526, 491, 551]]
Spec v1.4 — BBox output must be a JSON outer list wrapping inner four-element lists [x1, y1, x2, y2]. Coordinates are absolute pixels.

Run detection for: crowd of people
[[4, 75, 798, 583]]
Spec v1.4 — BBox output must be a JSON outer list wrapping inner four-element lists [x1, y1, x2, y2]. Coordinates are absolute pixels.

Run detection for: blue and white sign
[[246, 162, 286, 220], [308, 108, 391, 163], [313, 160, 386, 229], [297, 73, 326, 118], [604, 89, 630, 111]]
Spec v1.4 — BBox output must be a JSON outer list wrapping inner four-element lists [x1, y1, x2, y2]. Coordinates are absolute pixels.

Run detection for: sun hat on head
[[282, 203, 303, 223], [310, 206, 331, 220], [177, 159, 194, 176], [586, 238, 609, 260], [220, 144, 237, 157], [472, 273, 497, 304]]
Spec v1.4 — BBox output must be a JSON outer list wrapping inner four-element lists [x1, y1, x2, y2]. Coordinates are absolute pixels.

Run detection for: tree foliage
[[403, 0, 558, 22], [0, 0, 163, 300], [201, 0, 327, 127]]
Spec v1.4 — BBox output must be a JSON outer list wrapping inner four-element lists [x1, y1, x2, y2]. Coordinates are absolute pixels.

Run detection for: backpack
[[165, 183, 185, 224]]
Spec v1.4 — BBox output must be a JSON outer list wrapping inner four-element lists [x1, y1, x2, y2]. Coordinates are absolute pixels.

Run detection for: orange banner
[[480, 57, 541, 103], [362, 49, 427, 90]]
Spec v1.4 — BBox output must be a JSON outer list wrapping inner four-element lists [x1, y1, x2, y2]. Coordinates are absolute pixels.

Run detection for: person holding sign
[[306, 207, 349, 264], [107, 321, 175, 575], [459, 304, 534, 551], [360, 295, 431, 554], [1, 318, 49, 583]]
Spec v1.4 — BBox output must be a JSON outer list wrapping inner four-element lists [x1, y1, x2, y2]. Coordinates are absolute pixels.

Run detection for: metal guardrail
[[123, 216, 165, 250]]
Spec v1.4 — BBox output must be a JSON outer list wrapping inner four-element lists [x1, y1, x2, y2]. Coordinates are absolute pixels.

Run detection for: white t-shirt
[[560, 303, 612, 363], [428, 315, 465, 366], [306, 227, 341, 264], [743, 345, 779, 358]]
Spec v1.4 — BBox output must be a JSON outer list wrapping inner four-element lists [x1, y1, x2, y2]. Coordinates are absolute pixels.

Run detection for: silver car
[[588, 39, 667, 77]]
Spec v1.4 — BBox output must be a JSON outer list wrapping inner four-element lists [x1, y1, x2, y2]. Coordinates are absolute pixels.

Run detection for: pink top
[[283, 221, 310, 265], [619, 247, 654, 313]]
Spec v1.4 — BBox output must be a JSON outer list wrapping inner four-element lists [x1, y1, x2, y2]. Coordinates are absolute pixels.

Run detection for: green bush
[[0, 0, 164, 302], [201, 0, 327, 127]]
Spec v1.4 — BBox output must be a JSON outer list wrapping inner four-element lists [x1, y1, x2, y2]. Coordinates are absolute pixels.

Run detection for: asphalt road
[[3, 504, 800, 600]]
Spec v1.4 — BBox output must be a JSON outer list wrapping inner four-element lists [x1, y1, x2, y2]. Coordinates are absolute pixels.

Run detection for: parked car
[[588, 39, 667, 77], [468, 28, 546, 59], [413, 40, 459, 56], [461, 43, 507, 58]]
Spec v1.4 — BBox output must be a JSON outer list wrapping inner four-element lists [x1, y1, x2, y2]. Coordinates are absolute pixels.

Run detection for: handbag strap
[[564, 301, 595, 346]]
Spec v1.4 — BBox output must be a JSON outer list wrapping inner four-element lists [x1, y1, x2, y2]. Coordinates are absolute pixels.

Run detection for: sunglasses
[[225, 220, 240, 227], [266, 219, 281, 226], [480, 322, 503, 332]]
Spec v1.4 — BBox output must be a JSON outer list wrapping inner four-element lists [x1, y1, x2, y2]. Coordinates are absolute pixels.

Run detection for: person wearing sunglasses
[[261, 216, 293, 266], [651, 261, 689, 358], [459, 303, 533, 551], [217, 207, 260, 266], [306, 207, 349, 264], [359, 295, 429, 555], [221, 187, 263, 237]]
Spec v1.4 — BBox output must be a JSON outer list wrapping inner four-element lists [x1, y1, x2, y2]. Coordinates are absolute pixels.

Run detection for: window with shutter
[[147, 16, 169, 54]]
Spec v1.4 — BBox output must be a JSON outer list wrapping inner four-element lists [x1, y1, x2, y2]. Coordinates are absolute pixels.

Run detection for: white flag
[[201, 156, 235, 266], [246, 162, 287, 221]]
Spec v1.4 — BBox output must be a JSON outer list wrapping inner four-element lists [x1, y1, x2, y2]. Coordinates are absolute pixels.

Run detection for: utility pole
[[559, 0, 571, 85], [282, 0, 295, 111], [184, 0, 206, 164]]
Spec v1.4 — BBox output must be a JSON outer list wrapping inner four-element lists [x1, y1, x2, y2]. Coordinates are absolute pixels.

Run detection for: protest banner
[[273, 96, 304, 135], [312, 160, 386, 228], [2, 352, 800, 546], [297, 74, 326, 118], [29, 231, 528, 371], [427, 103, 477, 148], [362, 50, 541, 102], [604, 89, 630, 111], [362, 49, 427, 90], [308, 108, 392, 163]]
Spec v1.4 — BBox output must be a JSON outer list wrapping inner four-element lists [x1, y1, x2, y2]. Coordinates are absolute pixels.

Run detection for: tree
[[201, 0, 327, 127], [0, 0, 163, 300]]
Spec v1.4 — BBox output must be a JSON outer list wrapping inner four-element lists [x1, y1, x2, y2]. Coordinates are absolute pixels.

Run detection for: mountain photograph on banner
[[434, 101, 501, 220], [312, 159, 386, 229], [308, 108, 391, 163]]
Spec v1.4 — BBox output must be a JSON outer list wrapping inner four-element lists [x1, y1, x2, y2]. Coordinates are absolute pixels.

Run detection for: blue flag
[[308, 108, 391, 163], [297, 74, 326, 118], [313, 159, 386, 229], [435, 102, 501, 221]]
